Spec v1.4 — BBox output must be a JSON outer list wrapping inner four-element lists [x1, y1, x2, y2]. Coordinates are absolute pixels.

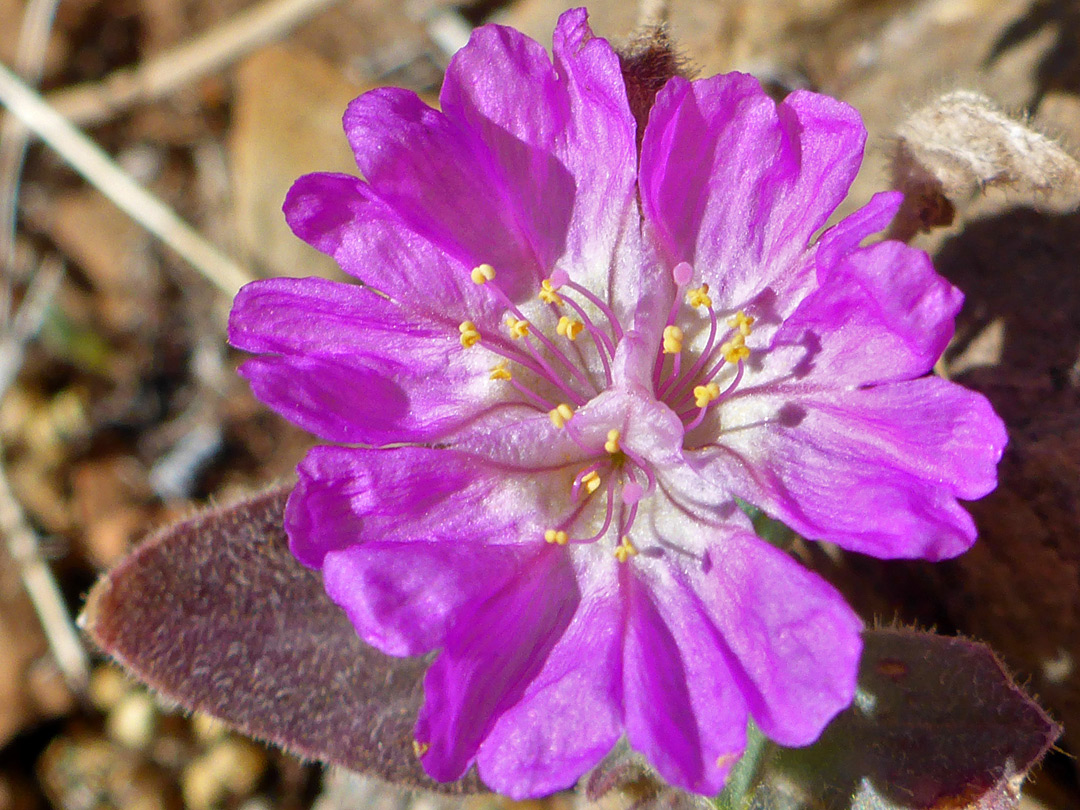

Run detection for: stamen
[[557, 294, 614, 386], [573, 475, 617, 544], [604, 429, 621, 454], [662, 325, 684, 354], [581, 470, 602, 494], [489, 361, 512, 381], [459, 321, 480, 348], [544, 529, 569, 545], [614, 536, 638, 563], [549, 268, 624, 341], [413, 741, 430, 757], [506, 317, 530, 340], [622, 480, 644, 504], [558, 295, 616, 359], [620, 446, 657, 495], [654, 262, 694, 387], [694, 382, 721, 408], [720, 333, 750, 364], [549, 403, 574, 428], [556, 315, 585, 341], [475, 272, 593, 395], [687, 284, 712, 309], [507, 379, 552, 410], [538, 279, 563, 305], [663, 302, 719, 402], [471, 263, 496, 285], [683, 361, 745, 431], [727, 310, 755, 337]]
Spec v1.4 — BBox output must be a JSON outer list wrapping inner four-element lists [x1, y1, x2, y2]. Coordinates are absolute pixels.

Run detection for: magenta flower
[[227, 8, 1006, 800]]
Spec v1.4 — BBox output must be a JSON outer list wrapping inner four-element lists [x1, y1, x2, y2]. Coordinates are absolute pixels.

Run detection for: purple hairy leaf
[[80, 485, 483, 794], [753, 628, 1060, 810]]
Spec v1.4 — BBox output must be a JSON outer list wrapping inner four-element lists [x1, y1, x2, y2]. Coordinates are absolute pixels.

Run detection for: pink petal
[[322, 540, 528, 657], [416, 548, 579, 782], [475, 559, 623, 798], [640, 74, 866, 312], [342, 88, 545, 300], [676, 533, 863, 747], [706, 377, 1007, 559], [285, 445, 544, 569], [623, 564, 748, 795], [755, 228, 964, 389], [440, 8, 641, 301], [230, 277, 520, 444], [283, 174, 503, 326]]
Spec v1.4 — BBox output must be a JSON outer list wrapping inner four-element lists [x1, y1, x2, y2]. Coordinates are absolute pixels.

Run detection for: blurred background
[[1, 0, 1079, 807]]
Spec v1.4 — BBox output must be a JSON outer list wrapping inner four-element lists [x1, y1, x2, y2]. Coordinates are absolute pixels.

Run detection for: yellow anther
[[614, 536, 638, 563], [506, 317, 530, 339], [727, 309, 755, 337], [604, 429, 621, 454], [693, 382, 721, 409], [458, 320, 481, 348], [581, 471, 602, 494], [662, 325, 684, 354], [489, 361, 512, 381], [470, 263, 496, 284], [539, 279, 563, 305], [549, 403, 574, 428], [720, 333, 750, 363], [556, 315, 585, 341], [544, 529, 569, 545], [413, 740, 430, 758], [687, 284, 712, 309]]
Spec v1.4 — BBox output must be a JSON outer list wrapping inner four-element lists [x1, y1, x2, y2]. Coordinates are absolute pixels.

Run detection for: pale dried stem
[[0, 61, 253, 299], [637, 0, 670, 30], [0, 253, 87, 692], [0, 453, 89, 693], [48, 0, 345, 127], [0, 256, 62, 403], [0, 0, 63, 326]]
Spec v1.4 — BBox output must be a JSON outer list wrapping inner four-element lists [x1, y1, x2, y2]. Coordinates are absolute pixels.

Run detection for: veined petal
[[440, 9, 641, 307], [286, 445, 548, 568], [703, 377, 1006, 559], [283, 173, 503, 325], [229, 277, 522, 444], [476, 556, 623, 798], [343, 88, 546, 301], [416, 548, 579, 782], [640, 74, 865, 313], [623, 565, 748, 795], [322, 540, 527, 658], [753, 231, 963, 389], [672, 533, 863, 747]]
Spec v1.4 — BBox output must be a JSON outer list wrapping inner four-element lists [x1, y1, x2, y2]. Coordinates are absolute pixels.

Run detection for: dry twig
[[0, 61, 253, 299], [0, 253, 87, 693], [0, 0, 64, 324], [48, 0, 346, 127]]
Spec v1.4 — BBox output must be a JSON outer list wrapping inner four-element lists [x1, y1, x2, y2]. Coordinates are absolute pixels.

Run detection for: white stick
[[0, 61, 253, 299]]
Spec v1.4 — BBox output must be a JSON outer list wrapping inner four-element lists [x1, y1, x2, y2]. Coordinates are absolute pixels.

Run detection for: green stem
[[714, 721, 771, 810]]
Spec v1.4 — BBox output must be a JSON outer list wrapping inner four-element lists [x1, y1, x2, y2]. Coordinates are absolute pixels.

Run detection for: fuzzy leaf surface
[[752, 628, 1059, 810], [81, 485, 482, 794]]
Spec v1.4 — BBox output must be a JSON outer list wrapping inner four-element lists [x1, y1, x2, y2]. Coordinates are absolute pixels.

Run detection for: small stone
[[106, 691, 157, 750]]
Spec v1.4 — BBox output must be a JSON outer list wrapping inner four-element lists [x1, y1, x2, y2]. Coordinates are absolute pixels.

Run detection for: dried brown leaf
[[890, 90, 1080, 239]]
